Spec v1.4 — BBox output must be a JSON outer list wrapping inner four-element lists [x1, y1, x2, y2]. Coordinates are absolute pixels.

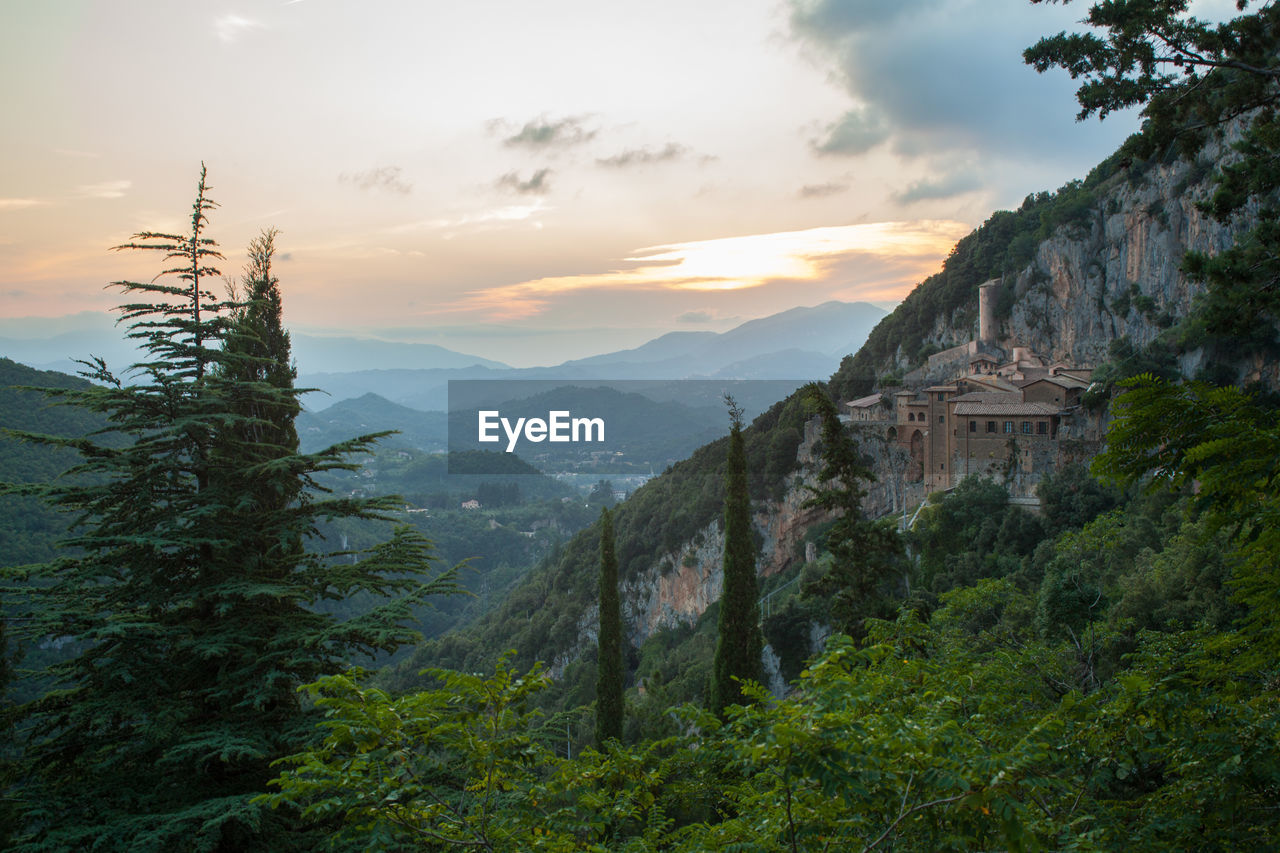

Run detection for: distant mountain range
[[297, 300, 886, 410], [1, 301, 887, 412], [0, 313, 507, 377], [551, 300, 885, 376], [291, 334, 508, 373]]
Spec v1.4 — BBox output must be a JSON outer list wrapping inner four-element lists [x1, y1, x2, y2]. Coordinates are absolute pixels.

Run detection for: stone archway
[[908, 429, 924, 482]]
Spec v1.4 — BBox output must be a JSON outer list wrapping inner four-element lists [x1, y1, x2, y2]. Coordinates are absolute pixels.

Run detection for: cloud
[[0, 198, 46, 210], [496, 168, 552, 195], [798, 181, 851, 199], [389, 200, 549, 234], [596, 143, 689, 168], [78, 180, 131, 199], [500, 115, 597, 150], [677, 310, 713, 323], [812, 106, 889, 155], [214, 14, 265, 43], [791, 0, 945, 35], [786, 0, 1137, 187], [442, 220, 970, 320], [894, 171, 983, 204], [339, 166, 412, 194]]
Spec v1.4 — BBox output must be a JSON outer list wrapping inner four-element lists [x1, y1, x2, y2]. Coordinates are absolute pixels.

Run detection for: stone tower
[[978, 279, 1000, 346]]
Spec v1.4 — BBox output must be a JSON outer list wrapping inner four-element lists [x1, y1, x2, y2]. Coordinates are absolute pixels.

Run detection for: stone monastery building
[[844, 281, 1093, 496]]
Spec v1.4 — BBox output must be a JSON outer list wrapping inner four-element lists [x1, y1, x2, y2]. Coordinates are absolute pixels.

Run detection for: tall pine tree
[[4, 167, 458, 851], [711, 396, 763, 717], [595, 506, 624, 745]]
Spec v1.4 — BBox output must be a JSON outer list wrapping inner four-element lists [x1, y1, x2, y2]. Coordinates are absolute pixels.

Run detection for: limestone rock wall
[[904, 128, 1260, 381]]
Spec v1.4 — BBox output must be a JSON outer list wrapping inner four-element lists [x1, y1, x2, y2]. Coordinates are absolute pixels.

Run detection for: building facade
[[855, 281, 1093, 497]]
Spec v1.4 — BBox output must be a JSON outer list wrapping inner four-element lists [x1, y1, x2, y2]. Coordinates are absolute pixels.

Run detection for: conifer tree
[[595, 506, 624, 745], [711, 395, 763, 716], [800, 384, 903, 637], [4, 167, 458, 851]]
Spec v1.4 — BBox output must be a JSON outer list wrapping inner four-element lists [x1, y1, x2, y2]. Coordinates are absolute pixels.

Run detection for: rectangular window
[[1003, 421, 1014, 434], [986, 421, 996, 433], [1037, 421, 1048, 435], [938, 414, 944, 423], [1021, 421, 1032, 434], [969, 420, 976, 433]]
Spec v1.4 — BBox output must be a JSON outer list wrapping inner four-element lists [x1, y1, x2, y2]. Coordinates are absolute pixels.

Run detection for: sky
[[0, 0, 1208, 367]]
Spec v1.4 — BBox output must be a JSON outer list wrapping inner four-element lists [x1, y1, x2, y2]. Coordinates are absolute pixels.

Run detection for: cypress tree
[[4, 167, 458, 850], [595, 506, 624, 745], [711, 395, 763, 717]]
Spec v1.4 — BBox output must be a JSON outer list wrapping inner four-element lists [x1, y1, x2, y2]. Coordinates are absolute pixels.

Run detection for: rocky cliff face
[[912, 130, 1255, 378], [618, 471, 827, 645], [1007, 152, 1231, 371]]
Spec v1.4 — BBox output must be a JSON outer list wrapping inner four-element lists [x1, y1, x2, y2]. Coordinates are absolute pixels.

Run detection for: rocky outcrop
[[901, 126, 1262, 382], [614, 425, 829, 646], [1005, 150, 1235, 370]]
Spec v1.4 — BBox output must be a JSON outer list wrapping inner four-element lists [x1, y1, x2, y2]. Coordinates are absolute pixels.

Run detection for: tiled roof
[[953, 401, 1061, 416], [950, 391, 1022, 404], [1014, 375, 1089, 391], [963, 376, 1021, 392], [845, 393, 883, 408]]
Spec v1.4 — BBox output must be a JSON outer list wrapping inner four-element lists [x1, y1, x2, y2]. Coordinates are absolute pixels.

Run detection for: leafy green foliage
[[276, 561, 1280, 850], [1081, 336, 1180, 409], [266, 415, 1280, 850], [1036, 461, 1123, 535], [1094, 375, 1280, 661], [909, 476, 1043, 596], [263, 656, 557, 850], [266, 654, 693, 851]]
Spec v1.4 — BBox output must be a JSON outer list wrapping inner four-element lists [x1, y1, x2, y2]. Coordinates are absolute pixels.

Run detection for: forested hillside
[[0, 358, 106, 566], [389, 392, 810, 700]]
